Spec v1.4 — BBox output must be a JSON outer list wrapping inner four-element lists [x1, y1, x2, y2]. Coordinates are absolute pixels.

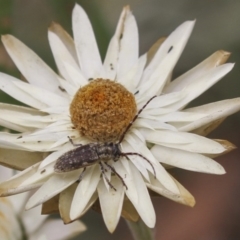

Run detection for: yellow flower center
[[70, 78, 137, 142]]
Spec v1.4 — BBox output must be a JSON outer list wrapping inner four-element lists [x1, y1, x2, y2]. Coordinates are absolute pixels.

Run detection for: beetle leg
[[68, 136, 82, 147], [122, 152, 156, 178], [76, 167, 86, 183], [104, 162, 128, 190], [99, 162, 116, 191]]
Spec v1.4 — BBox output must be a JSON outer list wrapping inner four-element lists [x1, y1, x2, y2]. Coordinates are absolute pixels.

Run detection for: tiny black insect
[[168, 46, 173, 53], [54, 96, 157, 191]]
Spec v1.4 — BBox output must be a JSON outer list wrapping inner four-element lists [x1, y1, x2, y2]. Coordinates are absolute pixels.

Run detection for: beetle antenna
[[99, 162, 117, 191], [68, 136, 82, 147], [104, 162, 128, 190], [121, 152, 156, 178], [118, 95, 157, 143]]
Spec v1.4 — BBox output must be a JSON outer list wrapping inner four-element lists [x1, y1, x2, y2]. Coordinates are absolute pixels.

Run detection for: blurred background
[[0, 0, 240, 239]]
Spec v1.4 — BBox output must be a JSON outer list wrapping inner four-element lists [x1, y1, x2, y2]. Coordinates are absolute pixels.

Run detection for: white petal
[[0, 118, 29, 132], [146, 174, 195, 207], [0, 112, 48, 129], [164, 50, 231, 93], [32, 121, 72, 136], [145, 37, 166, 67], [143, 129, 226, 154], [0, 162, 44, 196], [39, 144, 73, 169], [143, 91, 186, 109], [12, 81, 69, 107], [122, 140, 150, 182], [118, 54, 147, 93], [58, 77, 76, 97], [117, 7, 139, 78], [40, 106, 69, 114], [124, 133, 158, 165], [123, 134, 179, 193], [151, 145, 225, 174], [97, 176, 124, 233], [20, 130, 68, 143], [0, 73, 47, 109], [70, 165, 100, 220], [132, 54, 147, 88], [1, 113, 56, 129], [118, 157, 131, 175], [179, 98, 240, 132], [140, 21, 195, 93], [0, 102, 44, 117], [62, 61, 88, 88], [117, 161, 156, 228], [140, 107, 174, 116], [0, 132, 60, 151], [157, 111, 207, 122], [0, 134, 34, 151], [101, 163, 112, 192], [72, 4, 102, 78], [49, 136, 70, 149], [129, 128, 146, 144], [70, 192, 98, 220], [48, 22, 79, 64], [19, 162, 55, 188], [60, 184, 95, 220], [58, 183, 77, 223], [134, 118, 176, 131], [25, 170, 81, 210], [167, 63, 234, 110], [0, 103, 46, 131], [103, 6, 129, 80], [48, 30, 81, 85], [2, 35, 62, 95]]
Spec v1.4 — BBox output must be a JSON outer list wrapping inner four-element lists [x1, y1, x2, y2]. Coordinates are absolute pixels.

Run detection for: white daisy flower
[[0, 166, 86, 240], [0, 4, 239, 233]]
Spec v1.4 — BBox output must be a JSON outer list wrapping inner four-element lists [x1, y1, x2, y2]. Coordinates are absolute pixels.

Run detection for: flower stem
[[126, 219, 155, 240]]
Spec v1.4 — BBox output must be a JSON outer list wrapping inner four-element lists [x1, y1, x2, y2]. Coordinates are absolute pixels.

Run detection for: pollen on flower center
[[70, 78, 137, 142]]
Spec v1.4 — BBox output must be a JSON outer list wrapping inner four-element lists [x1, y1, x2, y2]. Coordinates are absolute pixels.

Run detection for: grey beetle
[[54, 96, 157, 190]]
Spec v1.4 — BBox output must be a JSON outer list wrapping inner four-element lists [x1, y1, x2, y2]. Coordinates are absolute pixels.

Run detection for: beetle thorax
[[96, 142, 121, 162]]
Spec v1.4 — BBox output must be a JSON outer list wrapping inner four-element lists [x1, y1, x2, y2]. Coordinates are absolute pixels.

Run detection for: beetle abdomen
[[54, 143, 99, 172], [54, 142, 121, 173]]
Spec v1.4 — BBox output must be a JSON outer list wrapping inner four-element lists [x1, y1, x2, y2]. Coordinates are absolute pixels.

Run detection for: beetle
[[54, 95, 157, 191]]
